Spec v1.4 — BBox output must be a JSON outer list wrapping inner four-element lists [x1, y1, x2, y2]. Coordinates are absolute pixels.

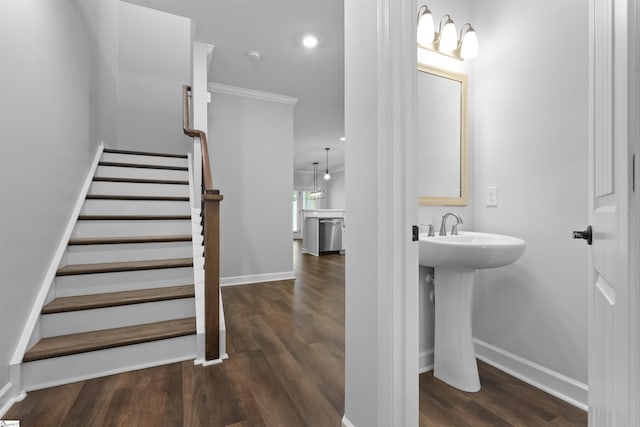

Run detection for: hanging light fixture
[[323, 147, 331, 181], [310, 162, 325, 200], [417, 5, 478, 60]]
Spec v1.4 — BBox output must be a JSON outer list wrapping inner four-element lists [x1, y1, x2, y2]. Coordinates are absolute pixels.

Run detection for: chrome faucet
[[439, 212, 463, 236]]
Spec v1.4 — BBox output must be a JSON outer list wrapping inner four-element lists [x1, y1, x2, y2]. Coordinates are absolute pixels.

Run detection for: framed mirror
[[417, 65, 468, 206]]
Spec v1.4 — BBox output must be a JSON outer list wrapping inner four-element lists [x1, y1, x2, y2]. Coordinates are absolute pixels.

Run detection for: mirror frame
[[417, 64, 468, 206]]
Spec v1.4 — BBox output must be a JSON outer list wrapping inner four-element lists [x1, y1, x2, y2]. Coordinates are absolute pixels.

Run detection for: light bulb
[[460, 27, 478, 59], [324, 171, 331, 181], [439, 18, 457, 52], [417, 8, 435, 46]]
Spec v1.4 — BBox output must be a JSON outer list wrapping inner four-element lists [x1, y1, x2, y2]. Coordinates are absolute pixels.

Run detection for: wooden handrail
[[182, 84, 223, 362], [182, 85, 215, 193]]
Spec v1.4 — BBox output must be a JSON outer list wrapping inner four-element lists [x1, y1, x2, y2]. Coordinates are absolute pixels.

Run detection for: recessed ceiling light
[[247, 50, 262, 61], [339, 137, 346, 141], [303, 35, 318, 49]]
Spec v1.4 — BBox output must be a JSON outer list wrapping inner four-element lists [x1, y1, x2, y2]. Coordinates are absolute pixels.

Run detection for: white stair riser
[[96, 165, 188, 181], [22, 335, 196, 391], [66, 241, 192, 264], [101, 152, 188, 168], [89, 181, 189, 197], [41, 298, 195, 337], [81, 199, 190, 216], [54, 267, 194, 297], [72, 219, 191, 238]]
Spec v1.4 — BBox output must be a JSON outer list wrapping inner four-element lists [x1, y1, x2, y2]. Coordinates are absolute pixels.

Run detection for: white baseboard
[[418, 349, 434, 374], [341, 415, 355, 427], [220, 271, 295, 286], [473, 338, 588, 411], [10, 143, 104, 365], [0, 381, 26, 419]]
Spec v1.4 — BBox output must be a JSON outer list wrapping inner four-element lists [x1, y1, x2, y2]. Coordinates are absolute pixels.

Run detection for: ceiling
[[125, 0, 345, 174]]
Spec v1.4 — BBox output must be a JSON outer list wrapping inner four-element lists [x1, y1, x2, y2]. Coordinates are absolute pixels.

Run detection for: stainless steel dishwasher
[[319, 218, 342, 253]]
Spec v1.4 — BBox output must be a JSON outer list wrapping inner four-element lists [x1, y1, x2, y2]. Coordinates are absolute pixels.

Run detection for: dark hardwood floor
[[6, 241, 586, 426]]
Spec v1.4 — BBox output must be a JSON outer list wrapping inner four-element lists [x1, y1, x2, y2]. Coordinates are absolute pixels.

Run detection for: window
[[293, 190, 319, 233], [302, 191, 317, 210], [293, 190, 298, 232]]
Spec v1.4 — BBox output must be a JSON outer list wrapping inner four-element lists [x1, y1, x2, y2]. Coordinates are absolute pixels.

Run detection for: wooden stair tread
[[68, 234, 192, 245], [93, 177, 189, 185], [42, 285, 195, 314], [23, 317, 196, 362], [56, 258, 193, 276], [78, 214, 190, 221], [86, 194, 189, 201], [103, 148, 188, 159], [99, 161, 187, 171]]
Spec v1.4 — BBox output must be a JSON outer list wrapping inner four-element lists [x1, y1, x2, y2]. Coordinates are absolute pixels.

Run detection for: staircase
[[21, 148, 198, 390]]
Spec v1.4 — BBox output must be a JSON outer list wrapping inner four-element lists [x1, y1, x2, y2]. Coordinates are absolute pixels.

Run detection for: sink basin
[[419, 231, 526, 269], [419, 231, 526, 392]]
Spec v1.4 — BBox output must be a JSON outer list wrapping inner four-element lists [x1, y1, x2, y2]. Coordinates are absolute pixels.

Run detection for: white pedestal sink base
[[433, 266, 481, 392]]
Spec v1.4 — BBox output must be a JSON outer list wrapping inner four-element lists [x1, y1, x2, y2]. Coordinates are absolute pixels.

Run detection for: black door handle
[[572, 225, 592, 245]]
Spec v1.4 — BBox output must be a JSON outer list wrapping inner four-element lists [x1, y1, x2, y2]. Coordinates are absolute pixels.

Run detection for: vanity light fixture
[[310, 162, 325, 200], [323, 147, 331, 181], [417, 5, 478, 60]]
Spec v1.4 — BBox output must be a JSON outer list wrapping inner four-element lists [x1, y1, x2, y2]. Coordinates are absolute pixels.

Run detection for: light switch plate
[[486, 186, 498, 207]]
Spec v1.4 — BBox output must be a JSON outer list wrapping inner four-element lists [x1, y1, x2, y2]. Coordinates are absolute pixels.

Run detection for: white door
[[586, 0, 636, 424]]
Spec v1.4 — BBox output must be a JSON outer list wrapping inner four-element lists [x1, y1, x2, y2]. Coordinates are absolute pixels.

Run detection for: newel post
[[203, 190, 223, 361]]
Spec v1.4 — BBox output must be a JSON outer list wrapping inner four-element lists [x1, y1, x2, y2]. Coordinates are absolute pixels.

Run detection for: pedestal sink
[[419, 231, 526, 392]]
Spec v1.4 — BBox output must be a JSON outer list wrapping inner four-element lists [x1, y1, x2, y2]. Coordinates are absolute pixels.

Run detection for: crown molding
[[208, 82, 299, 106]]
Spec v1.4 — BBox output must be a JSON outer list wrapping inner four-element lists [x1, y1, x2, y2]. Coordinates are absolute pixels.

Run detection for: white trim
[[194, 352, 229, 367], [208, 82, 299, 106], [418, 349, 434, 374], [341, 415, 356, 427], [10, 143, 104, 365], [220, 271, 295, 287], [374, 0, 419, 425], [0, 383, 26, 419], [23, 354, 194, 392], [473, 338, 588, 411]]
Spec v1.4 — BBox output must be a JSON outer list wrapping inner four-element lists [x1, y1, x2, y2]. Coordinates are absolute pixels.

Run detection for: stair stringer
[[187, 154, 228, 366]]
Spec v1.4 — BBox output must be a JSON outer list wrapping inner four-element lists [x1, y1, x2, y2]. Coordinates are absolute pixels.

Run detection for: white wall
[[415, 2, 589, 403], [117, 2, 191, 155], [471, 0, 589, 389], [0, 0, 116, 411], [344, 1, 381, 424], [327, 170, 346, 209], [208, 90, 295, 283]]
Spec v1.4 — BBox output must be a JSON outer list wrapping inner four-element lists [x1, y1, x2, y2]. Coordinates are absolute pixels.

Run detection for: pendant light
[[324, 147, 331, 181], [311, 162, 325, 200]]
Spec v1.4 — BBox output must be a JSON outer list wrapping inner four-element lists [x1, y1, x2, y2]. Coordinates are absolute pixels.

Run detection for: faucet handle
[[451, 223, 460, 235], [420, 224, 435, 236]]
